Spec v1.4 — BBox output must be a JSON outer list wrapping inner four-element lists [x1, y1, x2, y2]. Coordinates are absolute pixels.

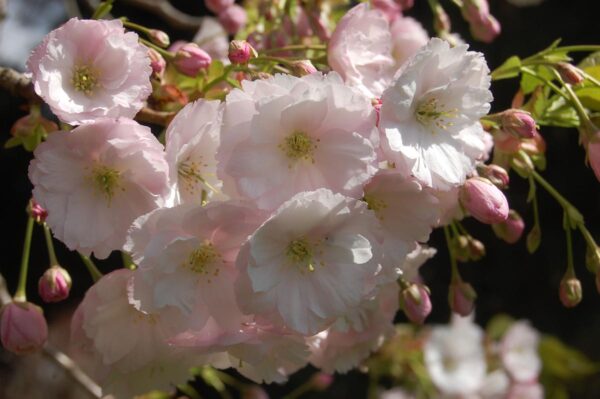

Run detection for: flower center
[[177, 158, 218, 202], [415, 97, 457, 132], [91, 165, 122, 204], [72, 65, 98, 95], [186, 242, 221, 275], [286, 238, 324, 273], [363, 194, 387, 220], [279, 131, 317, 162]]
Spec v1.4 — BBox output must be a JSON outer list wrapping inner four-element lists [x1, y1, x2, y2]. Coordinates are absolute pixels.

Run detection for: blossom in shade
[[424, 315, 487, 396], [380, 38, 493, 190], [70, 269, 203, 397], [308, 283, 399, 373], [165, 99, 225, 205], [221, 73, 378, 211], [235, 189, 383, 335], [29, 118, 170, 259], [126, 201, 265, 331], [363, 171, 439, 277], [219, 5, 247, 35], [501, 321, 541, 383], [0, 301, 48, 355], [27, 18, 152, 125], [328, 4, 395, 98]]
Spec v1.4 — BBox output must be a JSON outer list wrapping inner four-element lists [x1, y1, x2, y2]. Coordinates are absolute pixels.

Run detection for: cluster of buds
[[452, 234, 486, 262], [461, 0, 501, 43]]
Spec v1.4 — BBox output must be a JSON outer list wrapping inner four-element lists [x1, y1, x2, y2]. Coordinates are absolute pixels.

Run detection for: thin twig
[[0, 66, 40, 103], [43, 346, 102, 398]]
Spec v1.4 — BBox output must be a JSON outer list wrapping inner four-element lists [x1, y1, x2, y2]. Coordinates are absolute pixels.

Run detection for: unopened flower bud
[[218, 5, 247, 35], [453, 235, 471, 263], [27, 199, 47, 223], [205, 0, 234, 14], [290, 60, 317, 76], [148, 48, 166, 78], [477, 164, 509, 188], [492, 210, 525, 244], [400, 282, 432, 324], [228, 40, 256, 65], [432, 3, 451, 33], [559, 274, 582, 308], [555, 62, 584, 86], [38, 265, 71, 303], [1, 301, 48, 355], [242, 386, 269, 399], [449, 280, 477, 316], [586, 245, 600, 274], [501, 109, 537, 139], [462, 0, 501, 43], [310, 372, 334, 391], [395, 0, 414, 10], [584, 130, 600, 182], [148, 29, 170, 48], [460, 177, 509, 224], [467, 237, 486, 261], [174, 43, 212, 76]]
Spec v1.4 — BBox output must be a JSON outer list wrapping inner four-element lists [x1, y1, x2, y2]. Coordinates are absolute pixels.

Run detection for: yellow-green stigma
[[286, 238, 317, 272], [92, 165, 121, 203], [72, 65, 98, 94], [186, 242, 221, 275], [280, 131, 317, 161], [415, 97, 457, 132], [364, 194, 387, 219]]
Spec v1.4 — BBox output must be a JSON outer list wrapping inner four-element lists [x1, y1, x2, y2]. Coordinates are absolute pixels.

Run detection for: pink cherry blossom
[[235, 189, 383, 335], [221, 73, 378, 210], [29, 118, 170, 259], [165, 99, 225, 205], [389, 16, 429, 67], [27, 18, 152, 125], [501, 321, 541, 383], [380, 38, 492, 190]]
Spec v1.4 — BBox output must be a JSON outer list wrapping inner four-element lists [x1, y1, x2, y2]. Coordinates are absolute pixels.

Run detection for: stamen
[[72, 65, 98, 95], [186, 242, 221, 276], [415, 97, 458, 132], [363, 194, 387, 220], [279, 131, 318, 163], [178, 159, 218, 196], [286, 238, 323, 273], [91, 165, 122, 204]]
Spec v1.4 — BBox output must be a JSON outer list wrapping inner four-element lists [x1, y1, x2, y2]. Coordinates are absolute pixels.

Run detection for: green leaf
[[4, 136, 22, 149], [176, 383, 202, 399], [91, 0, 113, 19], [578, 51, 600, 69], [134, 391, 172, 399], [486, 314, 515, 341], [540, 336, 600, 380], [491, 56, 522, 80], [575, 87, 600, 112], [521, 66, 555, 95], [539, 96, 580, 127]]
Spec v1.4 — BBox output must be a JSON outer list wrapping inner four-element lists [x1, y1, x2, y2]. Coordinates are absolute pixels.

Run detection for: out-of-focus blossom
[[27, 18, 151, 125], [424, 315, 487, 396], [29, 118, 170, 259], [389, 16, 429, 67], [219, 5, 247, 35], [501, 321, 541, 383], [205, 0, 234, 14]]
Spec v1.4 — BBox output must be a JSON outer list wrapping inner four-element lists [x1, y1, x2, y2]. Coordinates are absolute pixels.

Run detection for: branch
[[0, 66, 39, 103], [42, 345, 102, 398], [135, 107, 176, 126]]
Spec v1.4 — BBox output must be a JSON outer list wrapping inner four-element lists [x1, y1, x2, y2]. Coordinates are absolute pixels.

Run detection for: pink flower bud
[[28, 199, 48, 223], [205, 0, 234, 14], [148, 29, 170, 48], [556, 62, 584, 85], [395, 0, 414, 10], [400, 283, 432, 325], [242, 386, 269, 399], [228, 40, 256, 65], [467, 237, 486, 261], [148, 48, 166, 78], [38, 265, 72, 303], [462, 0, 501, 43], [219, 5, 247, 35], [449, 280, 477, 316], [372, 0, 401, 23], [1, 301, 48, 355], [460, 177, 509, 224], [492, 210, 525, 244], [290, 60, 318, 76], [311, 372, 334, 391], [174, 43, 212, 76], [501, 109, 537, 139], [585, 131, 600, 182], [559, 274, 582, 308], [478, 164, 510, 188], [168, 40, 187, 53]]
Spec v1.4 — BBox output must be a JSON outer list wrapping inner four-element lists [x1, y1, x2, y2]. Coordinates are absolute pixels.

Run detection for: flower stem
[[78, 253, 103, 282], [444, 225, 460, 281], [550, 68, 592, 127], [43, 223, 59, 266], [261, 44, 327, 54], [14, 216, 35, 302], [564, 211, 575, 274], [520, 67, 570, 102], [203, 64, 235, 93], [139, 38, 174, 60]]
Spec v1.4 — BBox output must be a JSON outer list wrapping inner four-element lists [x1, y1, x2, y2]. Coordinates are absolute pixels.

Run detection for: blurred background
[[1, 0, 600, 397]]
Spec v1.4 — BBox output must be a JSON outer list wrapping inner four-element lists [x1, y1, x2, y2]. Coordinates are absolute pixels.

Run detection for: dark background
[[1, 0, 600, 397]]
